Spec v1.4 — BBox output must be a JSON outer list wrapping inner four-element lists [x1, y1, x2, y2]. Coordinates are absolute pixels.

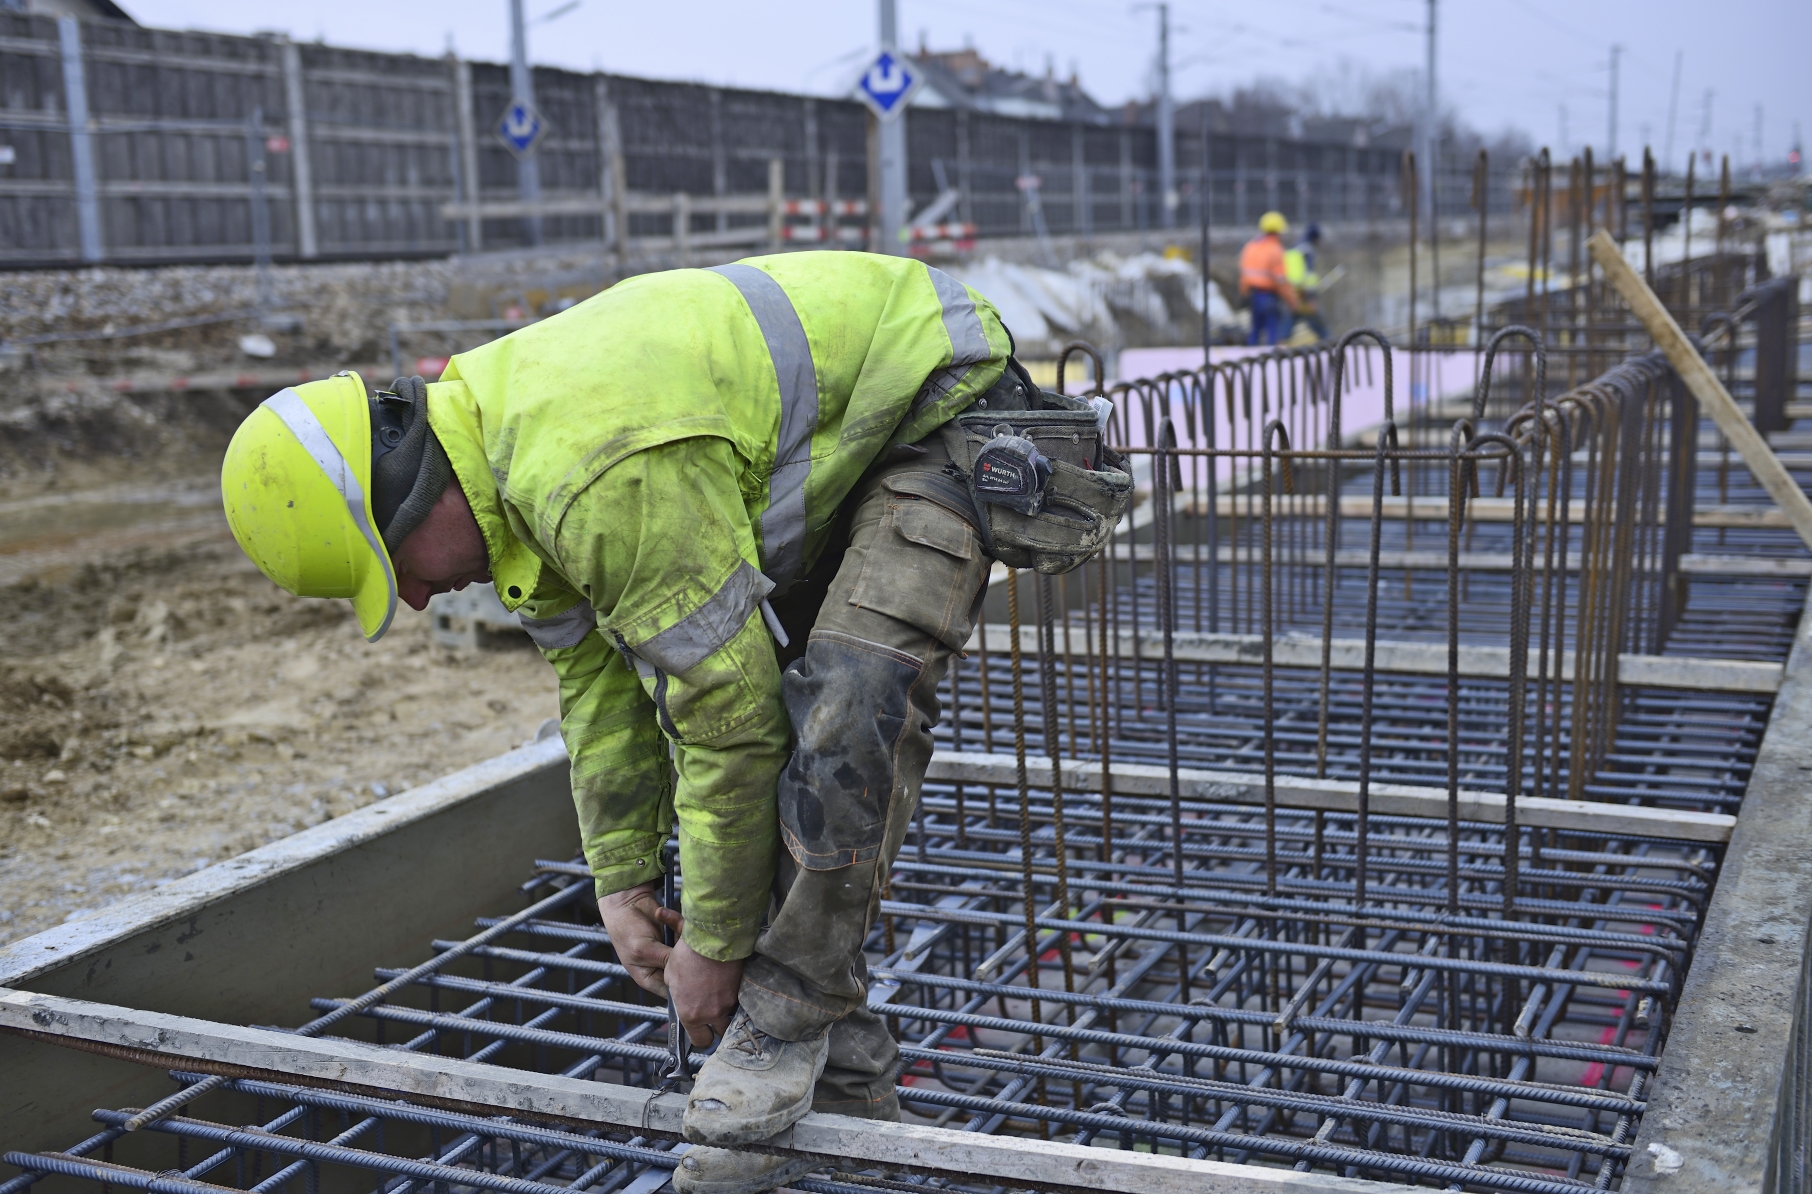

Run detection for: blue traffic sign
[[855, 50, 919, 121], [496, 100, 546, 157]]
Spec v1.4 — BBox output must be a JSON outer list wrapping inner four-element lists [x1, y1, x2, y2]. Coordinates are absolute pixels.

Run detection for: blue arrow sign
[[496, 100, 546, 157], [855, 50, 919, 121]]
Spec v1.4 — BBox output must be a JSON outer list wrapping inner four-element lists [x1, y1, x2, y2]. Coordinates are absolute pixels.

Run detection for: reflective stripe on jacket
[[422, 252, 1011, 960]]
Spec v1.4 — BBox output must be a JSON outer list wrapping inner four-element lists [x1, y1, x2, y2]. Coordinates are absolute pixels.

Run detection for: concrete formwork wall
[[0, 742, 579, 1157]]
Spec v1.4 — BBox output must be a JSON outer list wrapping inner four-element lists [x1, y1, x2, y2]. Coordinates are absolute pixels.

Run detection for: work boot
[[669, 1147, 819, 1194], [682, 1010, 829, 1146]]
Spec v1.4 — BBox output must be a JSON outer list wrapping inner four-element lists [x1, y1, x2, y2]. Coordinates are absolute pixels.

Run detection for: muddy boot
[[683, 1010, 829, 1146], [669, 1147, 819, 1194]]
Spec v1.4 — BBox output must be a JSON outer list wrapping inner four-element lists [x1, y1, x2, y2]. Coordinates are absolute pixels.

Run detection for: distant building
[[907, 43, 1114, 126], [0, 0, 136, 20]]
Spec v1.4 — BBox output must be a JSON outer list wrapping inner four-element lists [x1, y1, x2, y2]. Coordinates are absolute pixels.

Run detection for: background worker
[[1238, 210, 1300, 346], [218, 252, 1128, 1194], [1285, 222, 1330, 342]]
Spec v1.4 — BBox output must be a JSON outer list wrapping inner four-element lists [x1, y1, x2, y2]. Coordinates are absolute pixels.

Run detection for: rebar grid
[[6, 241, 1801, 1194]]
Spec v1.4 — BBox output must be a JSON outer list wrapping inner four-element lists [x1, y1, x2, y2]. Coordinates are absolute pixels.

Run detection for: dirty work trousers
[[737, 440, 992, 1119]]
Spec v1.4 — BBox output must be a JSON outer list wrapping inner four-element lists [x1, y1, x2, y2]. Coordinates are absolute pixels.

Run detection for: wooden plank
[[925, 751, 1735, 843], [967, 624, 1784, 694], [1588, 228, 1812, 552], [0, 990, 1413, 1194]]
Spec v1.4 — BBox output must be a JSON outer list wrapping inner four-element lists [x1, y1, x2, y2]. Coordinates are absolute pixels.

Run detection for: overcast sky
[[133, 0, 1807, 173]]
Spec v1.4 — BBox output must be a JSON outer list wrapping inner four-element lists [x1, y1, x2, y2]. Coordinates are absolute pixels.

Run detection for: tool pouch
[[939, 360, 1133, 575]]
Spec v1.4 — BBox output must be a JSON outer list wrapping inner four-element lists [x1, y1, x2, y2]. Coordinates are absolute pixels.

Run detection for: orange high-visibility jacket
[[1239, 234, 1299, 307]]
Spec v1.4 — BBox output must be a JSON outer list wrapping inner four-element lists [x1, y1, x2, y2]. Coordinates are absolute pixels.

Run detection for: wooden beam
[[967, 624, 1784, 695], [925, 751, 1735, 843], [1588, 227, 1812, 552], [0, 990, 1413, 1194]]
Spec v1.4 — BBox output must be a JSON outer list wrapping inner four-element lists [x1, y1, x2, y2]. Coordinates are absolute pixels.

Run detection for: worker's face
[[390, 483, 492, 611]]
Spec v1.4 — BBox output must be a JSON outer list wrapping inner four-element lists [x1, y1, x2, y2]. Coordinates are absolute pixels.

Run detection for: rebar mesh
[[4, 233, 1804, 1193]]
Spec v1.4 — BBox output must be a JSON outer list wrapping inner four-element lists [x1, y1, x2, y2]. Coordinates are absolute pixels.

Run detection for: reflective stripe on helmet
[[262, 386, 398, 642], [707, 263, 819, 592], [518, 599, 596, 651]]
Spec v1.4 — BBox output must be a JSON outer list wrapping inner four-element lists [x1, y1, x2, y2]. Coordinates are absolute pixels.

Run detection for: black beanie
[[370, 375, 454, 554]]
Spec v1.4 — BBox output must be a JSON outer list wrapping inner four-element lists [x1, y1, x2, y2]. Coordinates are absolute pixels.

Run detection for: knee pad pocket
[[778, 632, 922, 870]]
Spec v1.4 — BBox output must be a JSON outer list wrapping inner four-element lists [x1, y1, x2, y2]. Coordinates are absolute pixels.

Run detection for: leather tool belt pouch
[[937, 361, 1133, 574]]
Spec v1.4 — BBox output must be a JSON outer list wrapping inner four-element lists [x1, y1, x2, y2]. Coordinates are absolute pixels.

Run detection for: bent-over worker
[[219, 252, 1131, 1194]]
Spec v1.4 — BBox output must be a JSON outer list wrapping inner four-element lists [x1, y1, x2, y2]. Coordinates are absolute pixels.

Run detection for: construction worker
[[1284, 222, 1329, 342], [219, 253, 1128, 1194], [1239, 211, 1299, 346]]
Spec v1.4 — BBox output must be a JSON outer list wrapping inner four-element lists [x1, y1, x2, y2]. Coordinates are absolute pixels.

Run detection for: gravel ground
[[0, 515, 562, 948]]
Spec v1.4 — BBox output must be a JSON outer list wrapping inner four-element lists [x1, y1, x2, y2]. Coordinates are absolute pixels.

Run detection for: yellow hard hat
[[1259, 211, 1288, 234], [220, 372, 397, 642]]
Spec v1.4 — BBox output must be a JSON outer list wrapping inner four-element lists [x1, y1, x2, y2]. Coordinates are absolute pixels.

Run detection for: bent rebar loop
[[1351, 416, 1404, 915], [1101, 378, 1137, 446], [1150, 416, 1188, 894], [1055, 340, 1105, 397], [1260, 417, 1294, 896], [1310, 329, 1396, 777], [1444, 418, 1482, 913], [1474, 324, 1549, 425], [1501, 392, 1583, 803]]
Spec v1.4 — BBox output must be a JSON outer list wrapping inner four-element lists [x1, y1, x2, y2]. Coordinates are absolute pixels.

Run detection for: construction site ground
[[0, 424, 561, 948]]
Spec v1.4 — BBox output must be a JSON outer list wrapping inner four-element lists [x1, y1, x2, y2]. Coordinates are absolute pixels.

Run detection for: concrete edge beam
[[925, 751, 1735, 844], [0, 989, 1416, 1194], [966, 624, 1785, 695], [0, 738, 568, 988], [1621, 577, 1812, 1189]]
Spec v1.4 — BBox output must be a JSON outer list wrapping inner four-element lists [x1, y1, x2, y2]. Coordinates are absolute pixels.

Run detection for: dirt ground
[[0, 471, 562, 948]]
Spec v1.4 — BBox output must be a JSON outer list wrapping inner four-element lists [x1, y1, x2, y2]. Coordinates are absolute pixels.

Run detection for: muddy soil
[[0, 498, 561, 947]]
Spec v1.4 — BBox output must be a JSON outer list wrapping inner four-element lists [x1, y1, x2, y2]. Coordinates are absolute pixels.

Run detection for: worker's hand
[[666, 939, 743, 1047], [598, 882, 682, 998]]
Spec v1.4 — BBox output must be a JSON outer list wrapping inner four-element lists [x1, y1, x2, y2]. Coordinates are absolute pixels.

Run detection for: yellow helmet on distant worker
[[220, 371, 398, 642], [1259, 211, 1289, 235]]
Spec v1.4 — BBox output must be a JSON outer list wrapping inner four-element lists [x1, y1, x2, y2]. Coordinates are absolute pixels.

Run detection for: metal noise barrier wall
[[0, 11, 1488, 267], [0, 252, 1806, 1191]]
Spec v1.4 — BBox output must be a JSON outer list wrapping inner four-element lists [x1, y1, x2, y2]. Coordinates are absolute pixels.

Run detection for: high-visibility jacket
[[422, 253, 1011, 961], [1239, 233, 1299, 308], [1284, 246, 1320, 293]]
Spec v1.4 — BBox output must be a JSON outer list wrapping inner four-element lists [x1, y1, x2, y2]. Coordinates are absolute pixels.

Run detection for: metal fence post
[[453, 58, 482, 253], [1118, 129, 1133, 231], [767, 156, 784, 251], [279, 37, 318, 259], [246, 108, 273, 301], [56, 16, 103, 263], [709, 88, 727, 235]]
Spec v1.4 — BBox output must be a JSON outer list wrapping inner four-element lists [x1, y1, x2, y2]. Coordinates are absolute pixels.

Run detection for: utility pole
[[1155, 2, 1176, 228], [1559, 104, 1569, 157], [1698, 89, 1714, 170], [1663, 50, 1681, 175], [1753, 104, 1763, 177], [1606, 43, 1621, 165], [1423, 0, 1437, 221], [876, 0, 908, 253], [509, 0, 542, 246]]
